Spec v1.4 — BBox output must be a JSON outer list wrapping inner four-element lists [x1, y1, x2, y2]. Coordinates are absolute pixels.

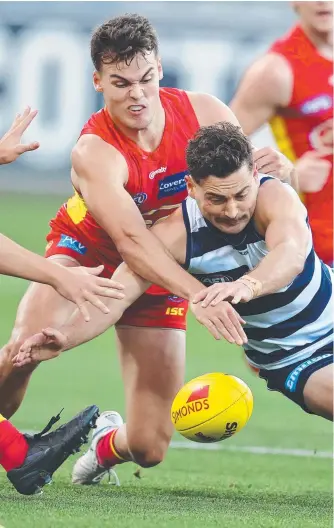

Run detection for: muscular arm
[[230, 53, 292, 136], [230, 55, 298, 188], [247, 180, 310, 295], [72, 135, 203, 301]]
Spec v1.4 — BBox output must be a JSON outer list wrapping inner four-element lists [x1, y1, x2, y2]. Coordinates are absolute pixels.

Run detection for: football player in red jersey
[[0, 15, 293, 480], [230, 1, 333, 265]]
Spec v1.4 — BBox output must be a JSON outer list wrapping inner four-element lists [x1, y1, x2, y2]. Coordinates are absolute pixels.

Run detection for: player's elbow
[[291, 247, 307, 276], [294, 256, 306, 276]]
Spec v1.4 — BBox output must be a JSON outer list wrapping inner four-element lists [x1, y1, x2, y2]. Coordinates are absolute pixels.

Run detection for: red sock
[[0, 415, 29, 472], [96, 429, 126, 467]]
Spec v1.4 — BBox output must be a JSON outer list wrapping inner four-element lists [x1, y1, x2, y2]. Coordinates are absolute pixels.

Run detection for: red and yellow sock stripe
[[109, 429, 126, 462]]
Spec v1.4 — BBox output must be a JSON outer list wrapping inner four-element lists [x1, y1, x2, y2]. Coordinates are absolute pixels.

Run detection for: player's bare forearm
[[246, 180, 309, 296], [116, 229, 205, 300], [60, 263, 149, 350], [82, 185, 204, 300], [0, 234, 57, 285], [246, 240, 306, 296]]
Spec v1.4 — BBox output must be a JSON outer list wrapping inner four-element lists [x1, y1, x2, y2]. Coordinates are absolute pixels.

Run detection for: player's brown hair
[[91, 14, 159, 71], [186, 122, 254, 183]]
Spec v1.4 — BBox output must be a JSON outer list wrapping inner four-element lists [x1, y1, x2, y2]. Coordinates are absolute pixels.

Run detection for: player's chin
[[124, 109, 151, 129], [213, 219, 247, 234], [127, 117, 151, 131], [313, 17, 332, 32]]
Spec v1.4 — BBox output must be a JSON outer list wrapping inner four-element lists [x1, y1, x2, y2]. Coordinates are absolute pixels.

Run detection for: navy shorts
[[258, 343, 333, 413]]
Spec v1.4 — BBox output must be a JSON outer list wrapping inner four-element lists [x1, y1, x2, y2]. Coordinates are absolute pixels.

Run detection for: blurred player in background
[[230, 1, 333, 265], [0, 14, 293, 481]]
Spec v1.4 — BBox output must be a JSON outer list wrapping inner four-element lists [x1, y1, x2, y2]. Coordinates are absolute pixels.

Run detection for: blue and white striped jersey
[[182, 177, 333, 370]]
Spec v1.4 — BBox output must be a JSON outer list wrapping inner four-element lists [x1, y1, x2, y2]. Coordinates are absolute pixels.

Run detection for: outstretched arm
[[241, 181, 309, 294], [193, 181, 310, 307], [0, 234, 125, 321]]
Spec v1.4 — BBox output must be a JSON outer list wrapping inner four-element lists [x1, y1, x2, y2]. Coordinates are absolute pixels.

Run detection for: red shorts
[[45, 225, 188, 330]]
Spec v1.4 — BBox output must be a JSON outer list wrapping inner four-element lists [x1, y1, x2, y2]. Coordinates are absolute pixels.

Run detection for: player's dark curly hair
[[91, 14, 159, 70], [186, 122, 254, 183]]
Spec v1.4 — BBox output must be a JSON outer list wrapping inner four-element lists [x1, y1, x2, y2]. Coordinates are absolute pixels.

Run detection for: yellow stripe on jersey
[[269, 115, 297, 162], [66, 189, 88, 225], [0, 414, 6, 424], [269, 115, 306, 203]]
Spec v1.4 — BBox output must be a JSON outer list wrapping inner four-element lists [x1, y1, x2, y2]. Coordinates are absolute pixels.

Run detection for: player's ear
[[157, 58, 163, 81], [253, 166, 259, 184], [186, 175, 196, 198], [93, 71, 103, 93]]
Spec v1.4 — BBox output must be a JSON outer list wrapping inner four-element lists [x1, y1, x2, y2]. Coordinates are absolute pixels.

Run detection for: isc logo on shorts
[[158, 171, 188, 199], [166, 307, 184, 316], [57, 234, 87, 255]]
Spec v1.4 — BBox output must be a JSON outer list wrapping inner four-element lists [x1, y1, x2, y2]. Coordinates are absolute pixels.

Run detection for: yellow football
[[171, 372, 253, 443]]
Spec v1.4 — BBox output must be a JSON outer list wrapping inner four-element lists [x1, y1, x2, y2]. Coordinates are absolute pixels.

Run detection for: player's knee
[[303, 364, 333, 420], [129, 436, 169, 468]]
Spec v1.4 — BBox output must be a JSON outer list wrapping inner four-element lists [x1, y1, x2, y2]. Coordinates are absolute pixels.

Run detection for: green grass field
[[0, 193, 332, 528]]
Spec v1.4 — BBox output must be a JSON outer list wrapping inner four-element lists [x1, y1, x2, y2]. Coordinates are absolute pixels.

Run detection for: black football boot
[[7, 405, 99, 495]]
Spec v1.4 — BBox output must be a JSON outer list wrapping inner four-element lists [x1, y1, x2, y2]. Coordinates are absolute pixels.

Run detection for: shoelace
[[91, 467, 120, 486], [33, 408, 64, 439], [107, 468, 120, 486]]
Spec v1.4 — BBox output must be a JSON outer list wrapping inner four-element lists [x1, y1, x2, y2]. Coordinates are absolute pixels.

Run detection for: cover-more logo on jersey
[[158, 170, 188, 199], [171, 384, 210, 425]]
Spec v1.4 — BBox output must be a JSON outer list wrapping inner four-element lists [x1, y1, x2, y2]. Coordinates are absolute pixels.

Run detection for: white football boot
[[72, 411, 123, 486]]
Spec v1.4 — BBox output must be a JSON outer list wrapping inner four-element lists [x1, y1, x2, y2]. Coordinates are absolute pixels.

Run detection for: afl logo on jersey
[[133, 192, 148, 206]]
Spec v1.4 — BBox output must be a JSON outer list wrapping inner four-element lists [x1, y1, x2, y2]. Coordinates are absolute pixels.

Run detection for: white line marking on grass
[[170, 441, 333, 459], [24, 431, 332, 460]]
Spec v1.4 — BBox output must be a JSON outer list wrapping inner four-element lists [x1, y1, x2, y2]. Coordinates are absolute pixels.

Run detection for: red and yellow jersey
[[269, 25, 333, 263], [49, 88, 199, 289]]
